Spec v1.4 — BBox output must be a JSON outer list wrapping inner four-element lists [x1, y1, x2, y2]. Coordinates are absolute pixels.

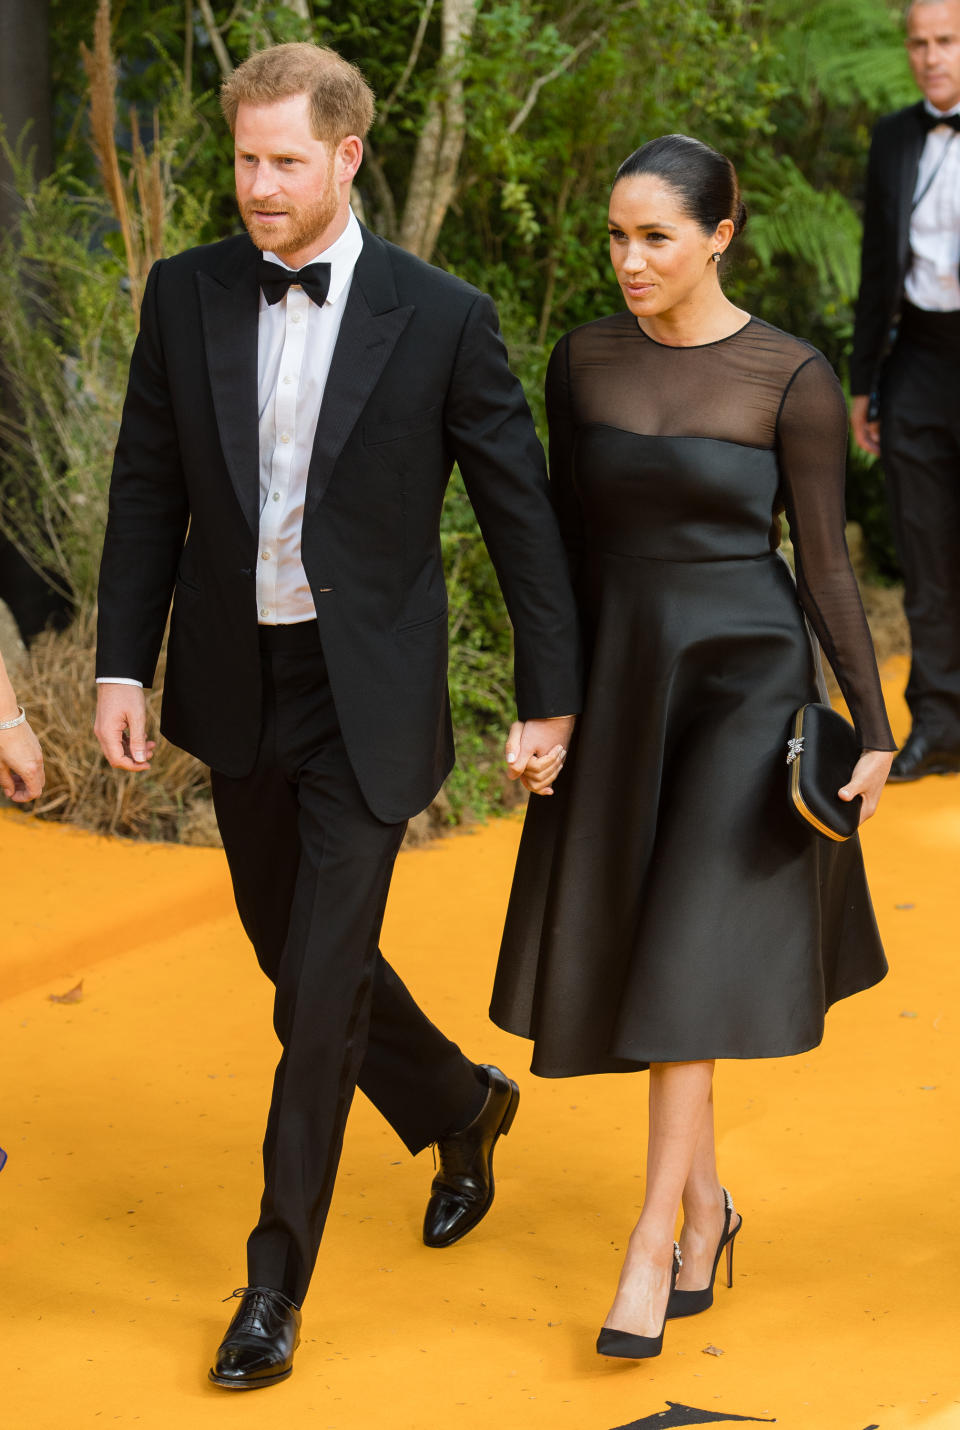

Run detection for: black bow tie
[[918, 107, 960, 133], [258, 258, 332, 307]]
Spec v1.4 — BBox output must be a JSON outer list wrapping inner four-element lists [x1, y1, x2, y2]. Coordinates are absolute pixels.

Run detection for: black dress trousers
[[880, 314, 960, 744], [210, 622, 483, 1303]]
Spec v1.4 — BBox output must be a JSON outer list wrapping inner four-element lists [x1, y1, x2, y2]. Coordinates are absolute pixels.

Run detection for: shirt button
[[283, 375, 293, 385], [261, 550, 271, 561], [280, 433, 291, 444], [260, 607, 271, 617], [291, 312, 302, 324], [272, 491, 281, 502]]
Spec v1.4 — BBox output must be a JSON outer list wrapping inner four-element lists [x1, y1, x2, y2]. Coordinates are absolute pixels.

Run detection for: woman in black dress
[[491, 136, 896, 1360]]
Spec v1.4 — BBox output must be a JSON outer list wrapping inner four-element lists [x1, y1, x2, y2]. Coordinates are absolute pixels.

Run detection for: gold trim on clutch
[[788, 707, 847, 842]]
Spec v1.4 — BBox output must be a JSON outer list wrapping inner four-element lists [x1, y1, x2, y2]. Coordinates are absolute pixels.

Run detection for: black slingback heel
[[667, 1186, 741, 1319]]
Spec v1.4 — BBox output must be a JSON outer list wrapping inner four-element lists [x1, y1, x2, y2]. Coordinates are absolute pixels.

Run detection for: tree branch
[[378, 0, 437, 131], [507, 30, 601, 136], [196, 0, 234, 78], [360, 139, 398, 240]]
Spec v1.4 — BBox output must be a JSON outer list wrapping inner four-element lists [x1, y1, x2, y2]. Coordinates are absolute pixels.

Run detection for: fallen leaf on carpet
[[702, 1343, 724, 1356], [48, 980, 84, 1004], [900, 1010, 918, 1018], [894, 903, 915, 910]]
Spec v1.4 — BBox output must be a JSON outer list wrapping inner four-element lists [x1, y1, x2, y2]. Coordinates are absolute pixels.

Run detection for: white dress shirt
[[99, 212, 363, 685], [256, 210, 362, 623], [905, 100, 960, 312]]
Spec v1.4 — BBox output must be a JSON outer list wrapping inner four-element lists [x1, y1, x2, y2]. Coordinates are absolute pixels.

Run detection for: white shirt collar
[[261, 209, 363, 306], [924, 98, 960, 119]]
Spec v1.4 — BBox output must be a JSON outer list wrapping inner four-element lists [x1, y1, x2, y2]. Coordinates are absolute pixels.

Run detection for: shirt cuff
[[96, 677, 144, 687]]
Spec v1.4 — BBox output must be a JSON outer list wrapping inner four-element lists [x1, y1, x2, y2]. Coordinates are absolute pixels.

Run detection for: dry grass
[[11, 609, 214, 842], [80, 0, 169, 317]]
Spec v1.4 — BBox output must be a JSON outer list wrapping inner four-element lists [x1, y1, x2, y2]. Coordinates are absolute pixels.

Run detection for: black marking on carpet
[[611, 1405, 777, 1429]]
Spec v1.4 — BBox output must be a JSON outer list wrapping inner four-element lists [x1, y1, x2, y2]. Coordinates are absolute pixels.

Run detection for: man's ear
[[336, 136, 363, 187]]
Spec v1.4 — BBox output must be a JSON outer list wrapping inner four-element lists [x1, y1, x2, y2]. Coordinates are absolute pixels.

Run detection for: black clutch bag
[[786, 703, 862, 841]]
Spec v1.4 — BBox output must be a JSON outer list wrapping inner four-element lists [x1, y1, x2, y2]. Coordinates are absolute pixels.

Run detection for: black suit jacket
[[97, 226, 582, 823], [850, 100, 960, 399]]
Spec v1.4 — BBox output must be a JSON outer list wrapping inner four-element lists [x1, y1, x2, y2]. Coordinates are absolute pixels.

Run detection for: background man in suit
[[850, 0, 960, 780], [94, 43, 581, 1390]]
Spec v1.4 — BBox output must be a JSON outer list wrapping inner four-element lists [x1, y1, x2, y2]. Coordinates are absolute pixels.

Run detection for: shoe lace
[[221, 1286, 300, 1331], [432, 1134, 476, 1183]]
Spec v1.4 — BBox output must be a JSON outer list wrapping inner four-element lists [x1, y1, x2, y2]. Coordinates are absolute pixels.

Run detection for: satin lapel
[[305, 237, 414, 514], [197, 251, 261, 535], [896, 107, 926, 278]]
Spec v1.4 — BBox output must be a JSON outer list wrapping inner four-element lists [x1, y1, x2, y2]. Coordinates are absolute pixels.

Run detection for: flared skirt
[[491, 550, 887, 1076]]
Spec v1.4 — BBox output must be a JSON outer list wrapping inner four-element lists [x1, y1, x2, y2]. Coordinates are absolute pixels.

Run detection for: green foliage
[[746, 154, 865, 303], [441, 471, 516, 821], [0, 104, 210, 604]]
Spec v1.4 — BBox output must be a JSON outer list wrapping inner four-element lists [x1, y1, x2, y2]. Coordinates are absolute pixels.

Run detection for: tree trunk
[[0, 0, 71, 641], [0, 0, 52, 233], [398, 0, 479, 260]]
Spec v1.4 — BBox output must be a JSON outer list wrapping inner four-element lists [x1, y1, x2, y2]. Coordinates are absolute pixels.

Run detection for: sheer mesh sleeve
[[776, 354, 896, 750], [545, 335, 584, 583]]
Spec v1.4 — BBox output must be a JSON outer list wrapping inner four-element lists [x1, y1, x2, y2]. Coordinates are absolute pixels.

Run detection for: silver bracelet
[[0, 705, 26, 730]]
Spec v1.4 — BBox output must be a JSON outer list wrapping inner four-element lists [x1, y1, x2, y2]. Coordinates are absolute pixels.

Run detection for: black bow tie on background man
[[258, 257, 332, 307], [919, 108, 960, 133]]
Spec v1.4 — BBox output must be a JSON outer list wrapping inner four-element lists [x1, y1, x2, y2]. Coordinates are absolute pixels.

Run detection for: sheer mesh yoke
[[547, 314, 895, 751]]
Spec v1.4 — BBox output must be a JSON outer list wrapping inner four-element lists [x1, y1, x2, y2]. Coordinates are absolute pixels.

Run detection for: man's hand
[[850, 395, 881, 457], [505, 715, 576, 796], [94, 684, 156, 772]]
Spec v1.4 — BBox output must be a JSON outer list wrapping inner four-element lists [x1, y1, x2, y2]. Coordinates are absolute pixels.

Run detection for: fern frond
[[766, 0, 915, 110], [744, 154, 863, 301]]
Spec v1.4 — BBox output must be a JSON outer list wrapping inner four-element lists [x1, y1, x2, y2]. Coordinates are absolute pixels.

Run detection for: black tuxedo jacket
[[97, 226, 582, 823], [850, 100, 960, 398]]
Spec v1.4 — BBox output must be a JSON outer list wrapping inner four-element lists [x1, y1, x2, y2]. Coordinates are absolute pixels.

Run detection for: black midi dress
[[490, 314, 897, 1077]]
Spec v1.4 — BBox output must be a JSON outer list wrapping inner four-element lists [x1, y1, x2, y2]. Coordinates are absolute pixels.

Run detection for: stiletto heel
[[596, 1243, 681, 1360], [667, 1187, 741, 1319]]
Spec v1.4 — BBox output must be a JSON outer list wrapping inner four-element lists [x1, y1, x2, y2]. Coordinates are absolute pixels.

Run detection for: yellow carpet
[[2, 655, 959, 1430]]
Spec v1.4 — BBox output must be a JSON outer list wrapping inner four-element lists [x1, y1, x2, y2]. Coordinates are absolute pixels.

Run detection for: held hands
[[0, 719, 44, 802], [505, 715, 576, 796], [94, 684, 156, 772], [839, 748, 895, 825], [850, 395, 881, 458]]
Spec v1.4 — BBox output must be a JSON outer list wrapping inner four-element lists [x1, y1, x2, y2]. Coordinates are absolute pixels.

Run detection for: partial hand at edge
[[505, 715, 577, 796], [850, 394, 881, 458], [839, 748, 895, 824], [0, 720, 45, 801], [94, 683, 156, 772]]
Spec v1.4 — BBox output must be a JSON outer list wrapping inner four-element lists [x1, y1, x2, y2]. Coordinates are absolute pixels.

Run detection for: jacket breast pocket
[[363, 405, 442, 446]]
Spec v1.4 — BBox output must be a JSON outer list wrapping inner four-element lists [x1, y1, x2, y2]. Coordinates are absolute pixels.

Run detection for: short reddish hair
[[220, 42, 374, 143]]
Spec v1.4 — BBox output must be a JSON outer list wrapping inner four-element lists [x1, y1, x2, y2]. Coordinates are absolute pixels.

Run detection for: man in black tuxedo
[[94, 43, 580, 1389], [850, 0, 960, 780]]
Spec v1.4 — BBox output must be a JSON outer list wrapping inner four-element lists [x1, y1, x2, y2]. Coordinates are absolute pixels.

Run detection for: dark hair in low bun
[[615, 134, 746, 241]]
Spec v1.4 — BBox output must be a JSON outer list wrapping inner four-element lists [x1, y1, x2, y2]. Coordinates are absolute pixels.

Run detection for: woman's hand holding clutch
[[839, 749, 896, 824]]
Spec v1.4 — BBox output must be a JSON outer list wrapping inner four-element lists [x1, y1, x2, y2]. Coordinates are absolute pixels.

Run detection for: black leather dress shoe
[[888, 730, 960, 783], [209, 1286, 301, 1390], [423, 1063, 519, 1249]]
